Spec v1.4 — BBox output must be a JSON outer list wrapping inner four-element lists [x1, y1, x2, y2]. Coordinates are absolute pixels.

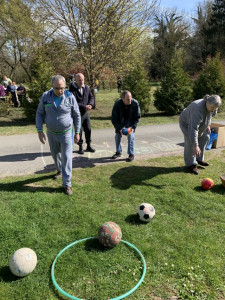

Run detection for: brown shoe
[[189, 164, 198, 175], [53, 171, 62, 180], [197, 160, 209, 166], [64, 186, 72, 195]]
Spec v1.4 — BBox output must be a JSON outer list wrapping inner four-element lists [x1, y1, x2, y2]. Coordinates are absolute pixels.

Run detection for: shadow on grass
[[194, 185, 225, 195], [110, 165, 186, 190], [0, 174, 62, 193], [84, 237, 109, 252], [0, 266, 21, 282], [125, 214, 149, 225], [0, 118, 33, 127]]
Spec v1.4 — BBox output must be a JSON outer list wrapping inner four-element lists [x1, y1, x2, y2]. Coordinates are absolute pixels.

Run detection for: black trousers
[[78, 112, 92, 146]]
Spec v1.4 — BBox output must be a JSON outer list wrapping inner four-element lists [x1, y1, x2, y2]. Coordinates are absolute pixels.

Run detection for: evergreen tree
[[192, 54, 225, 104], [204, 0, 225, 57], [122, 65, 151, 115], [23, 50, 54, 121], [154, 58, 192, 115]]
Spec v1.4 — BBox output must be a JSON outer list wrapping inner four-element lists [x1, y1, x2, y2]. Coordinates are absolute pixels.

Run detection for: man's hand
[[193, 145, 201, 157], [206, 126, 211, 134], [38, 132, 46, 144], [86, 105, 92, 111], [74, 133, 80, 144], [127, 127, 133, 133]]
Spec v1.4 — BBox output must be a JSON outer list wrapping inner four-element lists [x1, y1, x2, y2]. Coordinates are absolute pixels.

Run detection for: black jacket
[[69, 83, 94, 115], [111, 98, 141, 133]]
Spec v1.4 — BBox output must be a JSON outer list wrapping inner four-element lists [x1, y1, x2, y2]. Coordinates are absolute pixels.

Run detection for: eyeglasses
[[53, 87, 65, 90]]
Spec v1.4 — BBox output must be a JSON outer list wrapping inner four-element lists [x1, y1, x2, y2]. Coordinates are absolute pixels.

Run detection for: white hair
[[51, 75, 66, 86], [204, 94, 222, 107]]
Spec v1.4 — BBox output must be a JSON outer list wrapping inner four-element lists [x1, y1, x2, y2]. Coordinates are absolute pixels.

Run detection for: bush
[[122, 65, 151, 115], [23, 51, 54, 122], [154, 58, 192, 115], [192, 54, 225, 109]]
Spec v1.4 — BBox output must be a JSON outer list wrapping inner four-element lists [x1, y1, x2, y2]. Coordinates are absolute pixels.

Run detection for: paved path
[[0, 121, 224, 178]]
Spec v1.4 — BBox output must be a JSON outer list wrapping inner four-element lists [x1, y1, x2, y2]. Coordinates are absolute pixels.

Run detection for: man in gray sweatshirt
[[179, 94, 221, 175], [36, 75, 81, 195]]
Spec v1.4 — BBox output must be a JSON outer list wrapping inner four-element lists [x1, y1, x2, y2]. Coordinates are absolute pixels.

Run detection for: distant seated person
[[1, 75, 12, 89], [7, 81, 19, 107], [0, 84, 5, 97], [17, 83, 26, 106], [11, 81, 18, 92]]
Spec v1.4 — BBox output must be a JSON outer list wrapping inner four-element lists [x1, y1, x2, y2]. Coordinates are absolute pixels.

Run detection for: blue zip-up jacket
[[36, 89, 81, 134]]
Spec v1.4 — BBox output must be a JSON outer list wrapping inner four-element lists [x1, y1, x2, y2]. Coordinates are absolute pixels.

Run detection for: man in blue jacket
[[111, 90, 141, 162], [69, 73, 95, 154], [36, 75, 81, 195]]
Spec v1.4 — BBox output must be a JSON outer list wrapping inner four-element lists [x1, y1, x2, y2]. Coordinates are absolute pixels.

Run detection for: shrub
[[154, 58, 192, 115], [23, 51, 54, 121], [192, 54, 225, 109], [122, 65, 151, 115]]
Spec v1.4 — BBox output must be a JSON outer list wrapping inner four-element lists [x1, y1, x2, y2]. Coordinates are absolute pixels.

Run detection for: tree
[[205, 0, 225, 58], [154, 57, 192, 115], [36, 0, 158, 97], [149, 10, 190, 79], [122, 65, 151, 114], [184, 1, 212, 74], [192, 54, 225, 104]]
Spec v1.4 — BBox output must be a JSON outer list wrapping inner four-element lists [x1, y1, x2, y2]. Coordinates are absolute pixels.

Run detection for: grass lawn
[[1, 88, 225, 136], [0, 151, 225, 300]]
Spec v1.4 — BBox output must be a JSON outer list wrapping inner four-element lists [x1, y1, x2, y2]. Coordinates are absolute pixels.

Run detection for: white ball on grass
[[137, 203, 155, 222], [9, 248, 37, 277]]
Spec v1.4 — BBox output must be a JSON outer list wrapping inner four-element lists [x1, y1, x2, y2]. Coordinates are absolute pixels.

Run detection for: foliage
[[36, 0, 157, 91], [192, 54, 225, 105], [154, 58, 192, 115], [122, 65, 151, 115], [0, 154, 225, 299], [149, 11, 190, 80], [23, 50, 54, 122]]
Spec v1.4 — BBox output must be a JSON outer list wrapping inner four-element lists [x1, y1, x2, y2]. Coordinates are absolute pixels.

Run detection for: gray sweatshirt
[[179, 98, 217, 146], [36, 89, 81, 134]]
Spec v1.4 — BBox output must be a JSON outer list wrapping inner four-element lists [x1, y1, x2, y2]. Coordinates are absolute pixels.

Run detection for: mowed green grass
[[2, 88, 225, 136], [0, 152, 225, 300]]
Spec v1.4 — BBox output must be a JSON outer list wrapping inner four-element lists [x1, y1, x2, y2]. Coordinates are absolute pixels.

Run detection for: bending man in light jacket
[[179, 94, 221, 175]]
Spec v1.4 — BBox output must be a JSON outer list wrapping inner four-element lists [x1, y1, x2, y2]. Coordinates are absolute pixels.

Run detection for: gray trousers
[[179, 122, 210, 167], [47, 130, 73, 187]]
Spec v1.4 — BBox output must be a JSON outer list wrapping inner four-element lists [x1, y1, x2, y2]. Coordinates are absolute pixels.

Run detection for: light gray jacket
[[179, 98, 217, 146], [36, 89, 81, 134]]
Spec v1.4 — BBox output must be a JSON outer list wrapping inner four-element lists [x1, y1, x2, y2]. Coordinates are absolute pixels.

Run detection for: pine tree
[[192, 54, 225, 103], [122, 65, 151, 115], [154, 58, 192, 115]]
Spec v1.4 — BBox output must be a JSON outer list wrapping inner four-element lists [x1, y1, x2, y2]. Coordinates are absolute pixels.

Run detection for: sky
[[159, 0, 202, 14]]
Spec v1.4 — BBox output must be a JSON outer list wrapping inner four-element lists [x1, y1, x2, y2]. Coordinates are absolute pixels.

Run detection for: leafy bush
[[192, 54, 225, 110], [23, 50, 54, 121], [122, 65, 151, 115], [154, 58, 192, 115]]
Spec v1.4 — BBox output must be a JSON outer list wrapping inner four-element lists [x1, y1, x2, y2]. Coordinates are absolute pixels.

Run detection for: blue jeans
[[115, 131, 135, 155]]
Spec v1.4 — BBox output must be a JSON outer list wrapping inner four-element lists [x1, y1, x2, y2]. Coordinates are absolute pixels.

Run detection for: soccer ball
[[98, 221, 122, 248], [122, 128, 131, 136], [9, 248, 37, 277], [137, 203, 155, 222], [201, 178, 214, 190]]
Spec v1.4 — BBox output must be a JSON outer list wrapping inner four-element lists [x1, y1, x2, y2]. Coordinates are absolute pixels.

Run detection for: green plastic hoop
[[51, 237, 146, 300]]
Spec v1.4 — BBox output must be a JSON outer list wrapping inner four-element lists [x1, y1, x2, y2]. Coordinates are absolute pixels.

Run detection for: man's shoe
[[112, 152, 121, 159], [78, 146, 84, 154], [189, 164, 198, 175], [64, 186, 72, 196], [53, 171, 62, 180], [197, 160, 209, 166], [86, 145, 96, 152], [126, 154, 134, 162]]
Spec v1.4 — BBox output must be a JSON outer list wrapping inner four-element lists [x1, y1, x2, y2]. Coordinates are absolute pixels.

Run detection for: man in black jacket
[[69, 73, 95, 154], [111, 90, 141, 162]]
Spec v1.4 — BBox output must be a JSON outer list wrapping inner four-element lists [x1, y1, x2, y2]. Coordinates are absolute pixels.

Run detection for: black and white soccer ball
[[137, 203, 155, 222]]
